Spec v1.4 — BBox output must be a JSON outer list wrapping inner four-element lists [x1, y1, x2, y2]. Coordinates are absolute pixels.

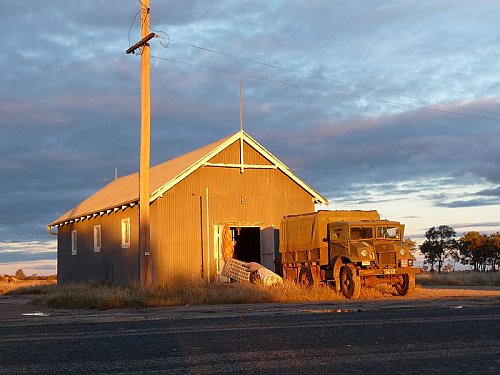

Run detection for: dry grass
[[6, 281, 404, 310], [5, 272, 499, 310], [417, 271, 500, 286], [0, 278, 56, 295]]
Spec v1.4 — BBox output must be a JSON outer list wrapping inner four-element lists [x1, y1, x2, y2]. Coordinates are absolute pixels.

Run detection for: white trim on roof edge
[[49, 131, 328, 229], [149, 131, 328, 205]]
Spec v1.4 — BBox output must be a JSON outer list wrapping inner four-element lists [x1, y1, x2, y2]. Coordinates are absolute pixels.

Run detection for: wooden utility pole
[[126, 0, 154, 286]]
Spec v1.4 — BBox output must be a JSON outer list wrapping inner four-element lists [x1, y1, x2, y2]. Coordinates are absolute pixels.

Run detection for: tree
[[404, 238, 417, 254], [487, 233, 500, 272], [420, 225, 457, 273], [15, 269, 26, 280], [459, 231, 490, 272], [420, 241, 437, 272]]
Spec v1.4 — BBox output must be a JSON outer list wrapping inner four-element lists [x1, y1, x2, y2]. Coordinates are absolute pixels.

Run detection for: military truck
[[280, 210, 420, 299]]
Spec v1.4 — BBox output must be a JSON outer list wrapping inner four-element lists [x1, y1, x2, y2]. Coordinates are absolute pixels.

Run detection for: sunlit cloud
[[0, 259, 56, 276], [0, 241, 57, 263], [1, 1, 500, 267]]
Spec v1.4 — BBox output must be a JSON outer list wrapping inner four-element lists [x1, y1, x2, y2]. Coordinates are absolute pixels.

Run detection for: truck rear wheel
[[394, 274, 415, 296], [298, 267, 314, 286], [340, 265, 361, 299]]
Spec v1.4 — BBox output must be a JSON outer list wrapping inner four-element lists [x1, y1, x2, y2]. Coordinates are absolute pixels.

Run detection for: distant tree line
[[0, 269, 57, 281], [419, 225, 500, 272]]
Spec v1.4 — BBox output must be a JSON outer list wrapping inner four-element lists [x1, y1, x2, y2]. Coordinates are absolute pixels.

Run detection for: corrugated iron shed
[[52, 130, 328, 284], [50, 131, 327, 227]]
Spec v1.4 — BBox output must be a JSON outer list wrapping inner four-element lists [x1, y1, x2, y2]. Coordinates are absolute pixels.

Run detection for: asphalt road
[[1, 296, 499, 374]]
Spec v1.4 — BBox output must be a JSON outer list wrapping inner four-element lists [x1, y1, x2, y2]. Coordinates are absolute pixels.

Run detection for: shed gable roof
[[50, 131, 328, 226]]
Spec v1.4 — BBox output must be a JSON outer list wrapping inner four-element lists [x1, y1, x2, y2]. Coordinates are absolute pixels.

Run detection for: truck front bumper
[[358, 266, 421, 277]]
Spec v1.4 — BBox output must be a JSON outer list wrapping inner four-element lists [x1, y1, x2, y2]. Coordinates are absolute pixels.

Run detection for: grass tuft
[[7, 279, 410, 310], [416, 271, 500, 286], [5, 271, 498, 310], [0, 279, 56, 295]]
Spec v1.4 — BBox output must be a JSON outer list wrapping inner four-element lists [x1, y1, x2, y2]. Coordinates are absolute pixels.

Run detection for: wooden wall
[[57, 138, 316, 285], [57, 207, 139, 283], [151, 140, 314, 284]]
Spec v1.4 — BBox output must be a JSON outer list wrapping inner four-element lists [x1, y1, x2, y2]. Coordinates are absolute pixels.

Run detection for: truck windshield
[[350, 227, 374, 240], [376, 226, 400, 239]]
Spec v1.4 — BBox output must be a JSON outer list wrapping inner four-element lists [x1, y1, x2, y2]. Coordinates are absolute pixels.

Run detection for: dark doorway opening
[[232, 227, 260, 263]]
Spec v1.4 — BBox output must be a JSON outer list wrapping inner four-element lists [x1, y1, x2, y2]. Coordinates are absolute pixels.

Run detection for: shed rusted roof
[[50, 131, 328, 226]]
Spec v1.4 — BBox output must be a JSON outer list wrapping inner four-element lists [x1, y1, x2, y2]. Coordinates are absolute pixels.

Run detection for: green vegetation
[[420, 227, 500, 273], [417, 271, 500, 286]]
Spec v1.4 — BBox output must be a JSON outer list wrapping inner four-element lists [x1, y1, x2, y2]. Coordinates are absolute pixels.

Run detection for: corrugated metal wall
[[151, 140, 314, 284], [57, 207, 139, 284], [57, 139, 316, 285]]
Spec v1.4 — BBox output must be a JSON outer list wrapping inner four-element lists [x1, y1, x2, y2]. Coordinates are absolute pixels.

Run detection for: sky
[[1, 0, 499, 275]]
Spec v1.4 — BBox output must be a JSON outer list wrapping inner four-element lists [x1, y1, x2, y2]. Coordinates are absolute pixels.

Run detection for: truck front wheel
[[340, 265, 361, 299], [394, 274, 415, 296]]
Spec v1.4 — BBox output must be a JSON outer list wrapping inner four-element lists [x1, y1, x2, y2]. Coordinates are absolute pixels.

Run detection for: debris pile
[[221, 259, 283, 286]]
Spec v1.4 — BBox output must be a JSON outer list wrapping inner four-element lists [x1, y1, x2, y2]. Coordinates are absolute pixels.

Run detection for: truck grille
[[378, 252, 396, 267]]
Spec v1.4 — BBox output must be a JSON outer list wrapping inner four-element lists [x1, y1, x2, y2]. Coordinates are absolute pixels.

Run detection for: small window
[[93, 225, 102, 252], [121, 218, 130, 248], [71, 230, 77, 255], [330, 226, 344, 240]]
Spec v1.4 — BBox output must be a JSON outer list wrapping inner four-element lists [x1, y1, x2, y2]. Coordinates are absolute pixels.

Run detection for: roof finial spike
[[239, 81, 244, 173], [239, 80, 243, 135]]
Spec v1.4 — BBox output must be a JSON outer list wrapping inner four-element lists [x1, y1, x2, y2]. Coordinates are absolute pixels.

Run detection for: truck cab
[[327, 220, 414, 268], [326, 220, 418, 298]]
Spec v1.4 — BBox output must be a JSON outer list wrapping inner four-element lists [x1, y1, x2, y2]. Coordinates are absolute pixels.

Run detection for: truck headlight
[[399, 248, 406, 256], [361, 249, 368, 257]]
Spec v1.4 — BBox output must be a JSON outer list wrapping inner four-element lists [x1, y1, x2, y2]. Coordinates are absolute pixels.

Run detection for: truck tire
[[340, 265, 361, 299], [298, 267, 314, 286], [394, 274, 415, 296]]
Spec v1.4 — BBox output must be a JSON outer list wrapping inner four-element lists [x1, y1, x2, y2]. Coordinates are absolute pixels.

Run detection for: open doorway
[[232, 227, 261, 263], [213, 225, 263, 280]]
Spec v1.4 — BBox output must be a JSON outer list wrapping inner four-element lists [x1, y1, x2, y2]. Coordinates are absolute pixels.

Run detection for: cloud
[[476, 186, 500, 197], [451, 221, 500, 230], [436, 198, 500, 208], [1, 0, 500, 264], [0, 241, 57, 263], [0, 260, 56, 276]]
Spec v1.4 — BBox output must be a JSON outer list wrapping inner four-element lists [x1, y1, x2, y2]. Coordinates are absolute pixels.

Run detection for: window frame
[[93, 225, 102, 252], [71, 230, 78, 255], [121, 218, 130, 249], [349, 226, 374, 241]]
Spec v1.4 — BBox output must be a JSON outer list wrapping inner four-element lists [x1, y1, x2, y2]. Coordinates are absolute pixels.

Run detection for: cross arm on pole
[[126, 32, 157, 54]]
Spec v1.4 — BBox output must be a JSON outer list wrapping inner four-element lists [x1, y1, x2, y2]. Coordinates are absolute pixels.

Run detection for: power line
[[127, 10, 141, 49], [151, 54, 500, 123], [167, 37, 500, 118]]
